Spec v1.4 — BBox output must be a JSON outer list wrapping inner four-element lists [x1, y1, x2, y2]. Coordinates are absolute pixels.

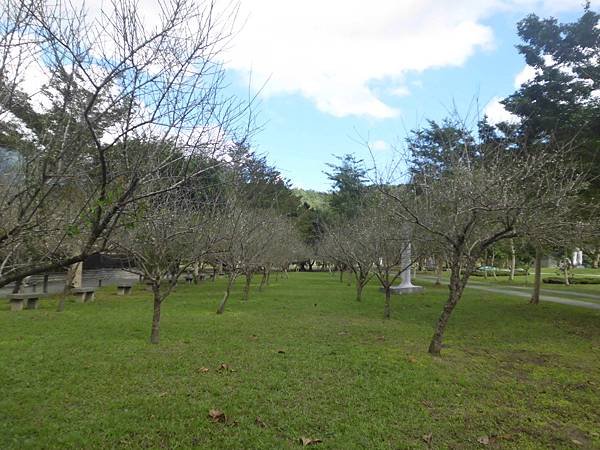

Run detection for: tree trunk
[[383, 285, 391, 319], [428, 263, 468, 356], [150, 292, 162, 344], [12, 278, 23, 294], [339, 267, 344, 283], [42, 273, 49, 293], [435, 259, 443, 286], [259, 269, 267, 292], [530, 247, 542, 305], [192, 261, 200, 284], [509, 239, 516, 281], [593, 252, 600, 269], [564, 260, 570, 286], [356, 276, 364, 302], [217, 273, 236, 314], [243, 272, 252, 301]]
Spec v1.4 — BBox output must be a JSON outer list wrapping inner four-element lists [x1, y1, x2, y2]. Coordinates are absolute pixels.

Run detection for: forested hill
[[293, 189, 331, 212]]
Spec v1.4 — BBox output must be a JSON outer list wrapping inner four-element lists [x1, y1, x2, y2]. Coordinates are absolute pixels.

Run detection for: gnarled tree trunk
[[217, 273, 236, 314], [530, 247, 542, 305], [259, 268, 267, 292], [243, 271, 253, 301], [383, 284, 391, 319], [150, 288, 163, 344], [428, 261, 470, 356]]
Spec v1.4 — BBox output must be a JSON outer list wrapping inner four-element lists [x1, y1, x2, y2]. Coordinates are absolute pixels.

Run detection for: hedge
[[542, 276, 600, 285]]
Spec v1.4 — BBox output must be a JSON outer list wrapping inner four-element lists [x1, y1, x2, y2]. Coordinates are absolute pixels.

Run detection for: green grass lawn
[[1, 273, 599, 449]]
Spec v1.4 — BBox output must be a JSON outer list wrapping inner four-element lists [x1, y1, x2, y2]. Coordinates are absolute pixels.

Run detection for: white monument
[[572, 249, 584, 268], [69, 262, 83, 288], [390, 242, 423, 294]]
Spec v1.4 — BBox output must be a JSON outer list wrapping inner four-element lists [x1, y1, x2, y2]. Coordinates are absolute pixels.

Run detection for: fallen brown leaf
[[300, 437, 322, 446], [217, 363, 230, 372], [208, 409, 226, 423], [255, 417, 267, 428], [277, 349, 286, 354], [571, 439, 583, 446], [477, 436, 490, 446], [376, 335, 385, 341], [407, 356, 417, 363], [422, 433, 433, 445], [198, 367, 209, 373]]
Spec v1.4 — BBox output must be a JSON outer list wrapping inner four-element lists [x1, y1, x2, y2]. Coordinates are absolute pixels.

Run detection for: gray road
[[416, 276, 600, 310]]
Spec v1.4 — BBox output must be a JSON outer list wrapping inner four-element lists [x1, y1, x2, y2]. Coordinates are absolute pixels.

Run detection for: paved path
[[416, 276, 600, 311]]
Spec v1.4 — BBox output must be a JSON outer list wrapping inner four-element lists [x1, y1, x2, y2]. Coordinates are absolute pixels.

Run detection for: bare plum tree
[[379, 124, 584, 355], [0, 0, 249, 288]]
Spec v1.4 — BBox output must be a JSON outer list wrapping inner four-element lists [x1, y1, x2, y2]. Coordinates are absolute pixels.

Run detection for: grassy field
[[1, 272, 599, 449]]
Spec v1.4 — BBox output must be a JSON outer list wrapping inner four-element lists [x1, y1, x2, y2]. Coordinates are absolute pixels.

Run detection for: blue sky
[[222, 0, 589, 191]]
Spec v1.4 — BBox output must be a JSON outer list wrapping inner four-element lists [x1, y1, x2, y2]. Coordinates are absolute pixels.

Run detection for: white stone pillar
[[577, 250, 584, 267], [399, 243, 414, 288], [71, 262, 83, 288], [394, 242, 422, 293]]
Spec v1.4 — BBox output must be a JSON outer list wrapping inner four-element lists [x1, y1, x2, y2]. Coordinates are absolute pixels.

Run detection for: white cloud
[[225, 0, 582, 119], [484, 96, 519, 125], [371, 139, 390, 151], [390, 86, 411, 98], [514, 65, 538, 88]]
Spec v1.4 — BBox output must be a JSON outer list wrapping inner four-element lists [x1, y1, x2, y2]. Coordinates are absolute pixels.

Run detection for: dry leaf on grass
[[477, 436, 490, 445], [422, 433, 433, 445], [255, 417, 267, 428], [277, 349, 286, 354], [217, 363, 234, 372], [208, 409, 226, 423], [197, 367, 209, 373], [299, 437, 322, 446]]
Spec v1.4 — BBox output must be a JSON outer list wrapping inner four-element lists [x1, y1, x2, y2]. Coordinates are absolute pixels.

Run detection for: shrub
[[542, 277, 600, 285], [472, 269, 528, 277]]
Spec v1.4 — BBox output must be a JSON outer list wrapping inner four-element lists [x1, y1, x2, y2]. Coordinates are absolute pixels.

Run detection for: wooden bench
[[7, 293, 47, 311], [72, 287, 96, 303], [117, 284, 133, 295]]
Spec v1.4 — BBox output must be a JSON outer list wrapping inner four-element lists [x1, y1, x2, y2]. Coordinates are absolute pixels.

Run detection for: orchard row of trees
[[0, 0, 316, 343], [317, 5, 600, 354], [1, 1, 598, 353]]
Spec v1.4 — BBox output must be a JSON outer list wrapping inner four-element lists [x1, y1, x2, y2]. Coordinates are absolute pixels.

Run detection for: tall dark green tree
[[499, 5, 600, 303], [324, 154, 367, 219], [502, 4, 600, 196]]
